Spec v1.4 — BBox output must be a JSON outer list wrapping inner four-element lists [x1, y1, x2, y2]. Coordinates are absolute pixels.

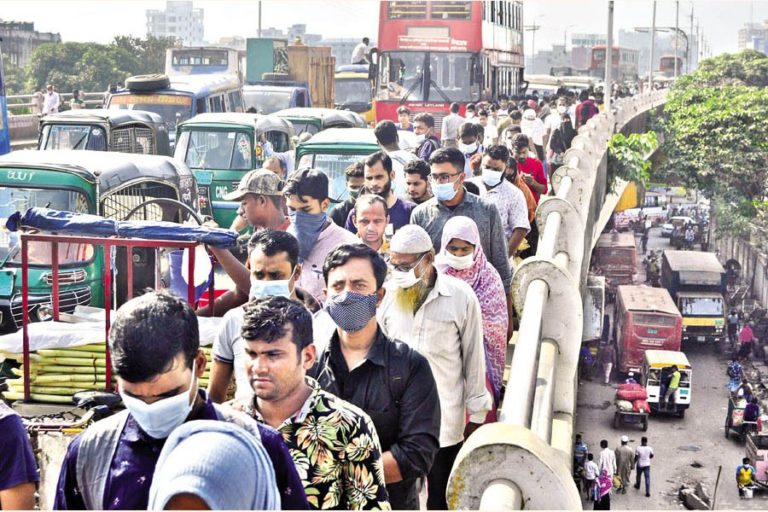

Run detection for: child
[[584, 453, 599, 501]]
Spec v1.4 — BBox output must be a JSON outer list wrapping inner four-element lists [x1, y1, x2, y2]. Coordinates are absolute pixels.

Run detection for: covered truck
[[661, 250, 726, 345], [594, 232, 638, 301]]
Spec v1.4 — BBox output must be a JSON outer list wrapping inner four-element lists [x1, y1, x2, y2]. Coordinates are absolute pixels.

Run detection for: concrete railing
[[7, 91, 107, 114], [447, 89, 668, 510]]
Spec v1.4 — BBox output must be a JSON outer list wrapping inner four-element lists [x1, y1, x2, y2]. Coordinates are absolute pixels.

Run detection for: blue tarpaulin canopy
[[6, 208, 238, 248]]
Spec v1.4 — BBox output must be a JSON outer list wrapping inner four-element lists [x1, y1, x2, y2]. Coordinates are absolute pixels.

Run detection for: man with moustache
[[377, 225, 491, 510]]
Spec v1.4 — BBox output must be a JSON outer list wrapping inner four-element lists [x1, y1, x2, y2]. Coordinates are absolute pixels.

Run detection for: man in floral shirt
[[238, 295, 391, 510]]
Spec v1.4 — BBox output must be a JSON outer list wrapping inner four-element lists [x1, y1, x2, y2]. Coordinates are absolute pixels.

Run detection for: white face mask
[[414, 133, 426, 144], [389, 254, 425, 289], [440, 251, 474, 270], [481, 167, 504, 187], [465, 112, 475, 119], [557, 105, 567, 114], [249, 268, 296, 300], [458, 141, 479, 154], [120, 360, 197, 439]]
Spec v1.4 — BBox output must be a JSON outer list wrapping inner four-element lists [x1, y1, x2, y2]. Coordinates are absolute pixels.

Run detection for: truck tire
[[125, 74, 171, 92], [678, 408, 685, 419]]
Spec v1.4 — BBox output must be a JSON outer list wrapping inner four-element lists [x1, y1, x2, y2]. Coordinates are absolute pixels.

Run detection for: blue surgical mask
[[325, 291, 378, 333], [289, 210, 327, 261], [119, 361, 197, 439], [433, 181, 459, 202], [481, 167, 503, 187], [249, 276, 294, 300]]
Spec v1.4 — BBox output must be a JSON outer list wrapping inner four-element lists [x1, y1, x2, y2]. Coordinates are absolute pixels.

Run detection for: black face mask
[[517, 156, 526, 163]]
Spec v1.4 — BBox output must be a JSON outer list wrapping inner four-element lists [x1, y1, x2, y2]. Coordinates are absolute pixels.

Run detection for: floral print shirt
[[243, 378, 391, 510]]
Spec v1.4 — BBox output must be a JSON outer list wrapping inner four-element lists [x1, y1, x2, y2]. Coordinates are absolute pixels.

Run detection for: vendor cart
[[613, 407, 649, 431], [726, 397, 758, 442]]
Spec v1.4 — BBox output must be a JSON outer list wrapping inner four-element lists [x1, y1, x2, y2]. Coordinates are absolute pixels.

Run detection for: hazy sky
[[0, 0, 766, 55]]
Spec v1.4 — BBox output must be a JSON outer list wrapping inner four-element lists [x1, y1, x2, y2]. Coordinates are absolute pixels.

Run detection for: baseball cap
[[621, 435, 629, 443], [283, 168, 328, 201], [223, 169, 283, 201]]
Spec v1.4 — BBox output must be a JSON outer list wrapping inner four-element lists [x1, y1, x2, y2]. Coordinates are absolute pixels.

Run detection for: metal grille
[[102, 183, 177, 221], [111, 127, 156, 154], [11, 287, 92, 328], [432, 112, 446, 134], [42, 269, 87, 286]]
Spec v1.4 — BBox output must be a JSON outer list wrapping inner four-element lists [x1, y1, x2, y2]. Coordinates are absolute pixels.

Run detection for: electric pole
[[688, 3, 693, 73], [674, 0, 679, 78], [606, 0, 614, 111], [648, 1, 656, 90]]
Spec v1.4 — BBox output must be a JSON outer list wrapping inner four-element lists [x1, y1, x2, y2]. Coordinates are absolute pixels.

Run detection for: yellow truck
[[334, 64, 375, 125]]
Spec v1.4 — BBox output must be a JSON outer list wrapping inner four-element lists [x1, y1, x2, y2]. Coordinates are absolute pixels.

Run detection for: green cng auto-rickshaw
[[174, 112, 295, 228], [38, 109, 171, 156], [274, 107, 366, 138], [0, 150, 198, 333]]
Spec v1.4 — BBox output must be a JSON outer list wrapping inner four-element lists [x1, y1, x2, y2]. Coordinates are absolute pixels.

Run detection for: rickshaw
[[174, 112, 295, 228], [274, 107, 366, 138], [38, 109, 171, 156], [726, 395, 758, 442], [0, 150, 198, 333], [641, 350, 692, 418]]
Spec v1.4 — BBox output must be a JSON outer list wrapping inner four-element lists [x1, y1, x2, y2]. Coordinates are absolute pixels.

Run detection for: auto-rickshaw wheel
[[642, 417, 648, 431], [725, 418, 731, 439], [678, 409, 685, 419], [613, 412, 620, 429]]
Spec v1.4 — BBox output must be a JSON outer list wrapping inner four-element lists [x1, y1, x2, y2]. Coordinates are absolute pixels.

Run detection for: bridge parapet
[[448, 89, 667, 510]]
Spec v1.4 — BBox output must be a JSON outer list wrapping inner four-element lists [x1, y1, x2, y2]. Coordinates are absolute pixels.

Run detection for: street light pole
[[258, 0, 262, 38], [649, 1, 656, 90], [689, 3, 694, 73], [606, 0, 614, 111], [674, 0, 680, 78]]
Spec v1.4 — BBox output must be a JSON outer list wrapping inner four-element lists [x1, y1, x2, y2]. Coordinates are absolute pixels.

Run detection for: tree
[[112, 35, 178, 75], [658, 50, 768, 235], [2, 60, 27, 95]]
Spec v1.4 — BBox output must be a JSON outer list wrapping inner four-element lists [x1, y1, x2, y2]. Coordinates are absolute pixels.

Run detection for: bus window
[[209, 95, 224, 112]]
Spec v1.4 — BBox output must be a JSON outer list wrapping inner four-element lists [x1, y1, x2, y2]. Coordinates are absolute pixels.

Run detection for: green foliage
[[3, 60, 27, 95], [22, 36, 177, 94], [607, 131, 658, 193], [659, 50, 768, 234]]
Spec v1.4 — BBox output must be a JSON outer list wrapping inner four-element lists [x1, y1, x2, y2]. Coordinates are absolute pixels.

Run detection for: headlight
[[36, 305, 52, 322]]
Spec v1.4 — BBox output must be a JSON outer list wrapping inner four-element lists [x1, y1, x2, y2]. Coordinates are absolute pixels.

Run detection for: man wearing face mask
[[344, 152, 415, 234], [470, 145, 530, 259], [54, 291, 308, 510], [511, 133, 548, 204], [308, 244, 440, 510], [209, 229, 320, 404], [413, 113, 441, 161], [457, 122, 483, 178], [410, 148, 512, 300], [378, 225, 491, 510], [285, 169, 359, 303], [330, 161, 365, 227]]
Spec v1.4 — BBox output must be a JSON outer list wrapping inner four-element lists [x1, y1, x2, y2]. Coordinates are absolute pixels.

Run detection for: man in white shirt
[[470, 145, 530, 257], [43, 84, 60, 115], [378, 224, 491, 510], [598, 439, 617, 476], [350, 37, 371, 64], [634, 436, 654, 497], [478, 109, 498, 147], [373, 120, 418, 198], [521, 108, 546, 160], [440, 102, 465, 149]]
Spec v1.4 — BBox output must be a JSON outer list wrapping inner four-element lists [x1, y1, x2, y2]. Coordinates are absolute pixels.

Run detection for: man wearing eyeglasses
[[410, 148, 513, 333]]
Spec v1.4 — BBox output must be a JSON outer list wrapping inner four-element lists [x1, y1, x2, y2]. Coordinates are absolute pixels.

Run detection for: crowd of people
[[1, 92, 593, 510]]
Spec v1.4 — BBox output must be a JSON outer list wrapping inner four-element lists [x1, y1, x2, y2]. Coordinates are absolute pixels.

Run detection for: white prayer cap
[[390, 225, 434, 254]]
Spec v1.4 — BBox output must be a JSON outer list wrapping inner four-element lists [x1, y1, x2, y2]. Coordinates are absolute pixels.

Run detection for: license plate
[[648, 328, 658, 335], [194, 170, 213, 185], [697, 336, 706, 342]]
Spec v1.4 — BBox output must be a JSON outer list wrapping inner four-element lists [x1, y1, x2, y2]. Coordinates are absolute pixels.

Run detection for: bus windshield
[[335, 79, 372, 105], [680, 297, 724, 317], [244, 90, 292, 114], [108, 93, 193, 132], [377, 51, 479, 103]]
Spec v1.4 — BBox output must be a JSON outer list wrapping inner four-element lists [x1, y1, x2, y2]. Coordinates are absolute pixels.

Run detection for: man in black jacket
[[310, 243, 441, 510]]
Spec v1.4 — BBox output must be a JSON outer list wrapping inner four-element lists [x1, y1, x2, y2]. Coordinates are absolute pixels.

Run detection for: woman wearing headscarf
[[148, 420, 280, 510], [547, 112, 577, 180], [593, 469, 613, 510], [435, 216, 508, 421]]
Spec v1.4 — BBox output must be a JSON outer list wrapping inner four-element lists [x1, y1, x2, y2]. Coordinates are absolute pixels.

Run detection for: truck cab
[[661, 250, 726, 345]]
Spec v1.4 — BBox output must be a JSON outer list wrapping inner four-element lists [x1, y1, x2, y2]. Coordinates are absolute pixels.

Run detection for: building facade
[[738, 22, 768, 50], [0, 20, 61, 68], [146, 0, 204, 46]]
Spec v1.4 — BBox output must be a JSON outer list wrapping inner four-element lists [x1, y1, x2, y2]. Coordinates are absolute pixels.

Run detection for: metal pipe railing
[[530, 339, 558, 443]]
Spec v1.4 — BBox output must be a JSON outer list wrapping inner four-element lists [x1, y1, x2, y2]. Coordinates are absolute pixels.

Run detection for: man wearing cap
[[378, 224, 491, 510], [615, 435, 634, 494], [284, 169, 358, 302], [199, 169, 291, 317]]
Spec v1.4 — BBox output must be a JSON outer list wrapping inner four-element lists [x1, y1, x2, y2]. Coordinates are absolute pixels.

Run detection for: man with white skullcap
[[615, 435, 634, 494], [378, 224, 491, 510]]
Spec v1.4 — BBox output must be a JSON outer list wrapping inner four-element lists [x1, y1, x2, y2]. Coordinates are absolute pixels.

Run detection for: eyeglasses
[[388, 253, 426, 273], [429, 172, 460, 184]]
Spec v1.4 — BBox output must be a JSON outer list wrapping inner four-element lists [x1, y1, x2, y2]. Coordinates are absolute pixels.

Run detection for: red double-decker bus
[[374, 1, 524, 131]]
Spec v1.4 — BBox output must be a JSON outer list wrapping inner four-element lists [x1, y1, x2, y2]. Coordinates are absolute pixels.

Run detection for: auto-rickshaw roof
[[0, 150, 193, 195], [41, 108, 164, 126], [298, 127, 379, 148], [644, 350, 691, 369], [179, 113, 295, 134], [596, 232, 636, 248], [275, 108, 366, 128], [617, 285, 680, 317], [663, 250, 725, 274]]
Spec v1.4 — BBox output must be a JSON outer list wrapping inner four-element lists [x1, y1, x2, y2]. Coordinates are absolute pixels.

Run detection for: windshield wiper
[[400, 71, 425, 105], [71, 133, 89, 150], [428, 79, 451, 103]]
